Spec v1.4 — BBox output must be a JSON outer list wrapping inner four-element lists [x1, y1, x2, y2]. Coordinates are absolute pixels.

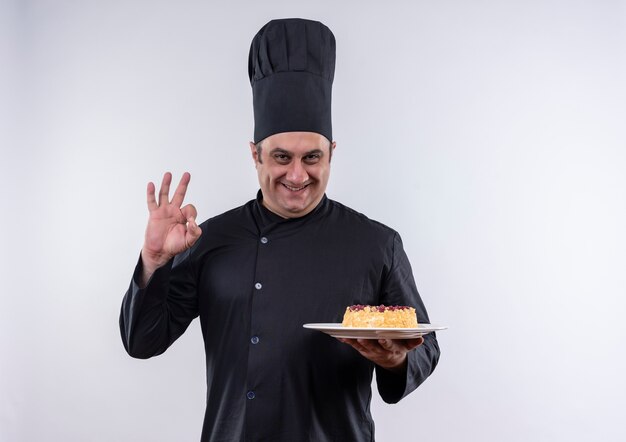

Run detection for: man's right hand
[[139, 172, 202, 287]]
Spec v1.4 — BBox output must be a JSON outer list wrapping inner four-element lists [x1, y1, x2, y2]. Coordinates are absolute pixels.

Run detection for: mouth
[[281, 182, 310, 192]]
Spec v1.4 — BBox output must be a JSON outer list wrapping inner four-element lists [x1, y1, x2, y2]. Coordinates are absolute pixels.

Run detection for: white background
[[2, 0, 625, 441]]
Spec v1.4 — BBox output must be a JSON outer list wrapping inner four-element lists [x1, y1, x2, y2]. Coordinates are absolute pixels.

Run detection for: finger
[[146, 181, 157, 212], [185, 217, 203, 248], [386, 337, 423, 352], [378, 339, 394, 351], [337, 338, 357, 346], [171, 172, 191, 208], [356, 339, 380, 353], [341, 338, 367, 353], [158, 172, 172, 206], [404, 337, 424, 351], [188, 217, 202, 238], [350, 341, 369, 353], [180, 203, 198, 220]]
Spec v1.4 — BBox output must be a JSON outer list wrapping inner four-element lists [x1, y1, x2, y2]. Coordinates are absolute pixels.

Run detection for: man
[[120, 18, 440, 441]]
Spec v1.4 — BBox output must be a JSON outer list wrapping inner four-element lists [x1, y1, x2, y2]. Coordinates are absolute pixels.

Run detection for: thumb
[[405, 337, 424, 351], [185, 217, 202, 248]]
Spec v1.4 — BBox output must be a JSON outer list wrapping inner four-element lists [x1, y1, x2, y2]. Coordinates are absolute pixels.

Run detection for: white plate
[[303, 323, 447, 339]]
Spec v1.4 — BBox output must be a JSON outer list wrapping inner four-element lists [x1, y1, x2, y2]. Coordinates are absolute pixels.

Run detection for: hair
[[254, 138, 333, 164], [255, 139, 264, 163]]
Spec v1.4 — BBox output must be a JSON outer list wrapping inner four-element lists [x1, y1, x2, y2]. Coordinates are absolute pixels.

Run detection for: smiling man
[[251, 132, 334, 218], [120, 18, 440, 442]]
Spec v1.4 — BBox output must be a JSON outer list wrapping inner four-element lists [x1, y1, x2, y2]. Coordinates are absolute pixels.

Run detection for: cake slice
[[341, 305, 418, 328]]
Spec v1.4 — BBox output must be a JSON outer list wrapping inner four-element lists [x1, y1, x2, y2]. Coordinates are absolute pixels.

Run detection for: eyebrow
[[269, 148, 325, 156]]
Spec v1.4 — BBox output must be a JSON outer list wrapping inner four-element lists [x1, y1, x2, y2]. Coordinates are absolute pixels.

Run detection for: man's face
[[250, 131, 336, 219]]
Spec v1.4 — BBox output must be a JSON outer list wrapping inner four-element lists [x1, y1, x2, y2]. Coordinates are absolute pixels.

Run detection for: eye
[[273, 153, 291, 164], [304, 154, 321, 164]]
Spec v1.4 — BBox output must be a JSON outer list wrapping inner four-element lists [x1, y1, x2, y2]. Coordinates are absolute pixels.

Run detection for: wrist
[[139, 250, 169, 288], [140, 249, 170, 272], [380, 355, 408, 374]]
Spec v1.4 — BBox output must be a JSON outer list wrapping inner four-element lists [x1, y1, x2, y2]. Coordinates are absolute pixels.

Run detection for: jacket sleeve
[[119, 249, 198, 359], [375, 232, 441, 403]]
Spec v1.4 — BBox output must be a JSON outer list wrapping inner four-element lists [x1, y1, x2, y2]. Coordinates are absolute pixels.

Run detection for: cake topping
[[348, 304, 412, 312]]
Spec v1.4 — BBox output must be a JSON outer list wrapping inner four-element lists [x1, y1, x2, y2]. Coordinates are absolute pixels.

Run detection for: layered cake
[[341, 305, 418, 328]]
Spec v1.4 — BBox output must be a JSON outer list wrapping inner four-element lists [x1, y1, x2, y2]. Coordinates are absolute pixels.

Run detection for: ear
[[249, 141, 259, 163]]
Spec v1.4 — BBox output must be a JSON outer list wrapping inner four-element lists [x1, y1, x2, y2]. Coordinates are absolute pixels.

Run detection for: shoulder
[[326, 198, 398, 240]]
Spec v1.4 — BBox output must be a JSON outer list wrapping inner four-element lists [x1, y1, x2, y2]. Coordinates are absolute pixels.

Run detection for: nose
[[286, 160, 308, 184]]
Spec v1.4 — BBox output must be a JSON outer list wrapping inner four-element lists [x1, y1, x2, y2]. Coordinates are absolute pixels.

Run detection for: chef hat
[[248, 18, 336, 144]]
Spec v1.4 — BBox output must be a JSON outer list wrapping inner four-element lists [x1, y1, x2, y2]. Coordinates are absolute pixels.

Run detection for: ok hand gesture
[[140, 172, 202, 286]]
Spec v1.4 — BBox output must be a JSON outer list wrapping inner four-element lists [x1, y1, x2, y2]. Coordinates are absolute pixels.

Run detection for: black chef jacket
[[120, 192, 440, 442]]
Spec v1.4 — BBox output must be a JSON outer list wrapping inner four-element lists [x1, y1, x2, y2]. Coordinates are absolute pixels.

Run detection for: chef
[[120, 18, 440, 441]]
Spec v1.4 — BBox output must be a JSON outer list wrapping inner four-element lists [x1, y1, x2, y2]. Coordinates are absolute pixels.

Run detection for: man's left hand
[[337, 337, 424, 374]]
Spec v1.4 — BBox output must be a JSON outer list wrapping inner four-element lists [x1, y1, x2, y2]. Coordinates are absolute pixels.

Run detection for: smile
[[281, 183, 310, 192]]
